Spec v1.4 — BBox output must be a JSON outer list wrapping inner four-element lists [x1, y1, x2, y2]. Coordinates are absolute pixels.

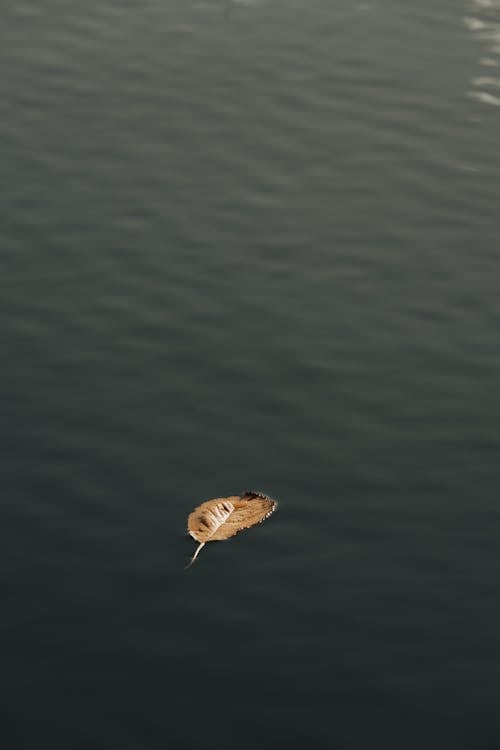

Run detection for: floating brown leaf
[[185, 490, 277, 568]]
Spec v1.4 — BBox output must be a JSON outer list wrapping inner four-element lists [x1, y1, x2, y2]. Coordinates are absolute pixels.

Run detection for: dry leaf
[[185, 490, 277, 568]]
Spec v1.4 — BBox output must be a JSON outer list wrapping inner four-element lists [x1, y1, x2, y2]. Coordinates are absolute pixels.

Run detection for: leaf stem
[[184, 542, 205, 570]]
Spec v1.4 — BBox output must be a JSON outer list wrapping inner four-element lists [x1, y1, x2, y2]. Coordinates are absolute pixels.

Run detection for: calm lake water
[[2, 1, 500, 748]]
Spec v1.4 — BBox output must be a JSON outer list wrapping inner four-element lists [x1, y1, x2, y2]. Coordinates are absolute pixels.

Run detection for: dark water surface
[[2, 1, 500, 747]]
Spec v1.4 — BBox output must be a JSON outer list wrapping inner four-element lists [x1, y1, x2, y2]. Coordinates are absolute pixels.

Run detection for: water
[[2, 1, 500, 747]]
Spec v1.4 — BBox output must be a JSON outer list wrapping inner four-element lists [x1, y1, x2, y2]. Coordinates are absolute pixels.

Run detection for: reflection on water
[[465, 0, 500, 105]]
